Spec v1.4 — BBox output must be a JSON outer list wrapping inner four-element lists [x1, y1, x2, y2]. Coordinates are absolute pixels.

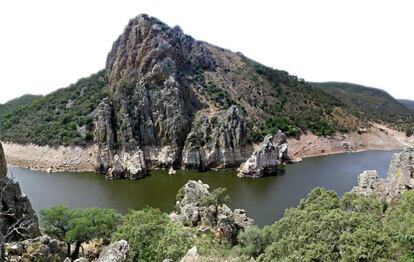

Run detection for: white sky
[[1, 0, 413, 103]]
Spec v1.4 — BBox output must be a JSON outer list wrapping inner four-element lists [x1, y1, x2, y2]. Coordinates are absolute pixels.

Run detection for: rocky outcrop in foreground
[[170, 180, 254, 244], [352, 147, 414, 204], [237, 131, 289, 178], [0, 143, 41, 257], [4, 235, 66, 261], [96, 240, 129, 262]]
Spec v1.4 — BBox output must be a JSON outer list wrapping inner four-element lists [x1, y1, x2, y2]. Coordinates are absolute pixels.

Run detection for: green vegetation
[[112, 207, 194, 262], [41, 186, 414, 261], [0, 70, 107, 146], [40, 205, 119, 259], [0, 94, 41, 128]]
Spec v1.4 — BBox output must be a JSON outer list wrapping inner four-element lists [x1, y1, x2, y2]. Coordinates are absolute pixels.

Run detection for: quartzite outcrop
[[170, 180, 254, 244], [352, 147, 414, 204], [237, 131, 289, 178], [0, 143, 41, 257], [94, 14, 257, 178]]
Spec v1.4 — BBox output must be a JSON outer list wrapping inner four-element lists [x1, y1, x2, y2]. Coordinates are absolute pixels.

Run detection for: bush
[[112, 207, 194, 262], [40, 206, 119, 259]]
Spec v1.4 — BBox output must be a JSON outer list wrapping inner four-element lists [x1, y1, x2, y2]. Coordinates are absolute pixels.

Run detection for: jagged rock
[[0, 143, 41, 256], [237, 131, 289, 178], [74, 258, 89, 262], [180, 246, 199, 262], [352, 147, 414, 204], [168, 166, 176, 175], [3, 235, 66, 262], [97, 240, 129, 262], [182, 106, 253, 171], [170, 180, 253, 244]]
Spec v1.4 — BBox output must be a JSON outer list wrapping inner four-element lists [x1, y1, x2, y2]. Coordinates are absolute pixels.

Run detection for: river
[[8, 150, 398, 226]]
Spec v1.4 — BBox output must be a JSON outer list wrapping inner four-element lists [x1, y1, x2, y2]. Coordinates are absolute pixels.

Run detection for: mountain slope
[[0, 71, 107, 146], [0, 14, 411, 176], [314, 82, 413, 131], [399, 99, 414, 111], [0, 94, 41, 127]]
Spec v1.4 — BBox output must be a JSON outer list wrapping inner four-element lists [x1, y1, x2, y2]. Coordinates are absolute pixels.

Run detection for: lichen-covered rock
[[3, 235, 66, 262], [97, 240, 129, 262], [180, 246, 199, 262], [170, 180, 254, 244], [237, 131, 289, 178], [1, 143, 41, 252], [352, 147, 414, 204]]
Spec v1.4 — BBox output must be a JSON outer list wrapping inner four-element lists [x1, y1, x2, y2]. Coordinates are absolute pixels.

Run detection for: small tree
[[41, 206, 119, 259]]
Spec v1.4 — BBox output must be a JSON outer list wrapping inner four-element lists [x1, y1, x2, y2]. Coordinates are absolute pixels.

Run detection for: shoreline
[[3, 123, 412, 173]]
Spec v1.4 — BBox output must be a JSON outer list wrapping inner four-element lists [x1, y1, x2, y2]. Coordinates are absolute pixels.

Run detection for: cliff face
[[94, 14, 254, 177], [0, 143, 40, 249]]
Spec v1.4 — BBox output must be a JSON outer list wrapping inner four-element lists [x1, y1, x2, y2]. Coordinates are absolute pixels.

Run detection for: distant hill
[[314, 82, 413, 132], [399, 99, 414, 111]]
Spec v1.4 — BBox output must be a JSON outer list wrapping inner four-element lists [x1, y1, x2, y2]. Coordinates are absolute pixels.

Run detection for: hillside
[[399, 99, 414, 111], [0, 70, 107, 146], [314, 82, 413, 132], [0, 94, 41, 127], [0, 14, 412, 176]]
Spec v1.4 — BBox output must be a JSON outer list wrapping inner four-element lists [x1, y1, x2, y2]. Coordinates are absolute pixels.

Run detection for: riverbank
[[288, 123, 413, 159], [2, 142, 95, 172], [3, 124, 413, 172]]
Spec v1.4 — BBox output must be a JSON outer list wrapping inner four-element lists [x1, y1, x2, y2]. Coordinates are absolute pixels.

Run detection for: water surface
[[8, 150, 398, 226]]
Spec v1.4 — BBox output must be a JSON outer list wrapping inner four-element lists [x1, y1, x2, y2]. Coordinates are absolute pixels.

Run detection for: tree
[[112, 207, 194, 262], [41, 206, 119, 259], [256, 188, 392, 262], [384, 191, 414, 259]]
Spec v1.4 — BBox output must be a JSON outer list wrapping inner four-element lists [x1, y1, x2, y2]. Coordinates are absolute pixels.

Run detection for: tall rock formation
[[0, 143, 41, 257], [237, 131, 289, 178], [352, 147, 414, 204], [94, 14, 255, 177]]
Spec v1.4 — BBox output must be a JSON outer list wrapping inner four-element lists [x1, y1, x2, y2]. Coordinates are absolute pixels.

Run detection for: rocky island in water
[[0, 12, 413, 262]]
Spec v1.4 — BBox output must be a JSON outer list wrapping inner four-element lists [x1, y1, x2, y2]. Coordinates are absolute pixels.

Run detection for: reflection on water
[[9, 150, 398, 226]]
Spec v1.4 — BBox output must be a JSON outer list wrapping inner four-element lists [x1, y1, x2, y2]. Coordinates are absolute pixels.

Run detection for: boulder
[[170, 180, 254, 244], [3, 236, 66, 261], [352, 147, 414, 204], [180, 246, 199, 262], [237, 131, 289, 178], [97, 240, 129, 262]]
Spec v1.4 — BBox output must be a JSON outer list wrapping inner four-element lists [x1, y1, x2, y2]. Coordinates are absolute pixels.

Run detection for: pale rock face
[[352, 147, 414, 204], [97, 240, 129, 262], [237, 131, 289, 178], [170, 180, 254, 244], [107, 151, 146, 179], [180, 246, 199, 262]]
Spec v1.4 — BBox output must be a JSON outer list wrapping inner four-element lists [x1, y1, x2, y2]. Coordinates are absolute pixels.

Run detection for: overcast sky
[[1, 0, 413, 103]]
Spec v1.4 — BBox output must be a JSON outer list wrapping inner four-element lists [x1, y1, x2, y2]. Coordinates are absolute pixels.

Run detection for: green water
[[9, 150, 398, 226]]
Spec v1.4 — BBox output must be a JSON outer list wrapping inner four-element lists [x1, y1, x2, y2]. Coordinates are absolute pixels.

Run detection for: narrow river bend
[[8, 150, 398, 226]]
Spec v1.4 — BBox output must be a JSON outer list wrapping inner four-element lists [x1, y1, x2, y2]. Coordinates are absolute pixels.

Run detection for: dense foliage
[[112, 207, 194, 262], [40, 205, 119, 259], [40, 187, 414, 261], [0, 70, 108, 146]]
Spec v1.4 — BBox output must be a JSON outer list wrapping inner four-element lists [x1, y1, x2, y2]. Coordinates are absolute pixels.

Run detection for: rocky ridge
[[170, 180, 254, 244], [352, 147, 414, 204]]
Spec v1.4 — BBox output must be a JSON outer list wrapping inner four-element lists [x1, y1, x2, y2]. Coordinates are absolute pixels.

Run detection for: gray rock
[[1, 143, 41, 249], [237, 131, 289, 178], [180, 246, 199, 262], [171, 180, 254, 244], [74, 258, 89, 262], [352, 147, 414, 204], [97, 240, 129, 262]]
